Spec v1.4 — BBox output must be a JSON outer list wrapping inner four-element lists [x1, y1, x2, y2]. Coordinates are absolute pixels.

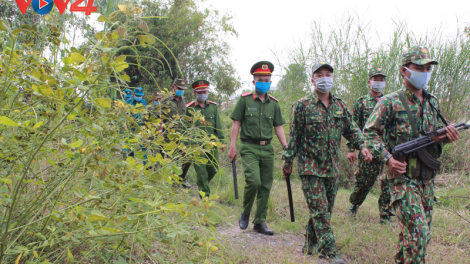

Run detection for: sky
[[202, 0, 470, 93]]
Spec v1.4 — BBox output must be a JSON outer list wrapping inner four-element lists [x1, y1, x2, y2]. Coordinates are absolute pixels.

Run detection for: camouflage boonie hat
[[401, 46, 438, 66], [312, 62, 334, 74], [172, 78, 187, 90], [368, 66, 386, 78]]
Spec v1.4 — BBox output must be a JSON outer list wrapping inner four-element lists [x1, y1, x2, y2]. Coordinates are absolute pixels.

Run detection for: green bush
[[0, 9, 224, 264]]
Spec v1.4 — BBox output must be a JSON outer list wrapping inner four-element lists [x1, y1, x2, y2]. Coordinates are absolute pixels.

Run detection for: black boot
[[253, 222, 274, 236], [239, 214, 250, 230]]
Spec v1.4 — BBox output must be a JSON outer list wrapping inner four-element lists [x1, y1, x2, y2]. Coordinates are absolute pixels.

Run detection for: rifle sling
[[398, 90, 418, 138]]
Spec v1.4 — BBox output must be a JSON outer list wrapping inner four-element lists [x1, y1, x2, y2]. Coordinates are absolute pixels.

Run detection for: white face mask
[[370, 81, 386, 93], [404, 67, 431, 90], [314, 77, 334, 94]]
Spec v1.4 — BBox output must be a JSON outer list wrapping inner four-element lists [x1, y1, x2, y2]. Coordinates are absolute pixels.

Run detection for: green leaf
[[120, 74, 130, 82], [88, 210, 107, 222], [0, 116, 20, 126], [114, 62, 129, 72], [66, 247, 75, 262], [0, 20, 11, 33], [70, 52, 86, 63], [68, 140, 83, 148], [97, 15, 108, 22], [0, 178, 11, 185], [39, 84, 55, 97], [94, 98, 111, 108], [33, 121, 44, 129]]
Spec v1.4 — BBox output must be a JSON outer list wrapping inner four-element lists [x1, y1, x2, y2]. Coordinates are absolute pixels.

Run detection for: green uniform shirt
[[230, 92, 285, 140], [162, 95, 187, 120], [185, 100, 225, 144], [282, 93, 365, 177], [347, 92, 383, 151]]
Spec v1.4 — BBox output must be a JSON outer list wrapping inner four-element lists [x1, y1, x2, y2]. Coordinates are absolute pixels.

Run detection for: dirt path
[[215, 216, 348, 264]]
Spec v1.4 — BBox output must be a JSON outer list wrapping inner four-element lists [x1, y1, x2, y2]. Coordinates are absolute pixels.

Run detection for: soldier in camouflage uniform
[[282, 62, 372, 264], [363, 47, 461, 264], [185, 80, 226, 198], [346, 66, 393, 223]]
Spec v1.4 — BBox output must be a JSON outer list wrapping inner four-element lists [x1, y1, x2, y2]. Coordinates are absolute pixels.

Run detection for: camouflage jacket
[[363, 86, 445, 179], [282, 93, 366, 177], [347, 92, 383, 151]]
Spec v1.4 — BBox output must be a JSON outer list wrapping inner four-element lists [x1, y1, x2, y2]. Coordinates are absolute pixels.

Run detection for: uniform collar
[[367, 92, 383, 102], [194, 100, 208, 108], [402, 86, 427, 104], [312, 92, 333, 105], [253, 92, 270, 102]]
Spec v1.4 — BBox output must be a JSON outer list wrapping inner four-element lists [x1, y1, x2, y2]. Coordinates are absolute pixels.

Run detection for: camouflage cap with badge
[[402, 46, 438, 66], [172, 78, 188, 90], [192, 79, 210, 91], [312, 62, 334, 74], [250, 61, 274, 75], [368, 66, 387, 78]]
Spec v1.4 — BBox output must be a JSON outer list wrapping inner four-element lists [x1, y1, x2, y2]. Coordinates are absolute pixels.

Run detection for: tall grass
[[278, 17, 470, 122]]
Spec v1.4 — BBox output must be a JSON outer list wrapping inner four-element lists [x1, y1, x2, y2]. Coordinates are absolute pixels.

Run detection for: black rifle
[[392, 123, 470, 170], [286, 177, 295, 222], [232, 159, 238, 199]]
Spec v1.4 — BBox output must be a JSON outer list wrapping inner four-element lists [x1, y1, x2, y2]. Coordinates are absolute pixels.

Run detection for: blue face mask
[[404, 67, 431, 90], [255, 81, 271, 94], [126, 98, 133, 104], [134, 96, 143, 102], [154, 101, 159, 106], [175, 90, 184, 97]]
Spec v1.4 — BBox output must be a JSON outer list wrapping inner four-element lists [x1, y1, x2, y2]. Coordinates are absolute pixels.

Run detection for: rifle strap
[[398, 90, 418, 138], [427, 99, 449, 126]]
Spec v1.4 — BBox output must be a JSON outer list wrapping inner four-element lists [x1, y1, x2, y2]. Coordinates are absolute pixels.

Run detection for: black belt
[[241, 139, 271, 145]]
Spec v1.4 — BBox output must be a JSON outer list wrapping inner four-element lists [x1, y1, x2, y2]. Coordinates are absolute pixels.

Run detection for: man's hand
[[446, 124, 461, 143], [228, 146, 237, 162], [282, 166, 292, 179], [347, 151, 356, 163], [221, 144, 226, 152], [387, 157, 407, 175], [361, 148, 373, 163]]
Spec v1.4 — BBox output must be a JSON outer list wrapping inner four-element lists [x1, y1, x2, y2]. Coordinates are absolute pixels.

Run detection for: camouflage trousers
[[301, 175, 339, 257], [390, 175, 434, 264], [349, 155, 393, 217]]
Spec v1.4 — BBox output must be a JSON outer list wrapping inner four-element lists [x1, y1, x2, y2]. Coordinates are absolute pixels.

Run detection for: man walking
[[228, 61, 287, 236], [282, 62, 372, 264], [363, 47, 461, 263], [185, 79, 226, 198], [346, 66, 394, 223]]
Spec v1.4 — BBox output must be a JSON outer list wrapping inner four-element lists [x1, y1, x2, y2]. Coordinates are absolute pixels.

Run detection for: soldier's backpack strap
[[398, 90, 418, 138]]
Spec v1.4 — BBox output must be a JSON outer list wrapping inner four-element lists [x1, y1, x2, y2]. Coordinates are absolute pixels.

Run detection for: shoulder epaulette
[[208, 101, 218, 105], [185, 101, 195, 107], [268, 95, 279, 102], [241, 92, 252, 97]]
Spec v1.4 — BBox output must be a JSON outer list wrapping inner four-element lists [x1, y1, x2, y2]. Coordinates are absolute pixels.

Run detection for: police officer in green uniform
[[161, 78, 192, 187], [185, 80, 226, 197], [228, 61, 288, 235]]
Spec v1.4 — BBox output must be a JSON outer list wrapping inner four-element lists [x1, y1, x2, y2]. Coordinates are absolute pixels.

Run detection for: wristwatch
[[283, 145, 288, 151]]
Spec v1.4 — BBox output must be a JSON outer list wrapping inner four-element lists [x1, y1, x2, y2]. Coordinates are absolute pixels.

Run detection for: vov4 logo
[[15, 0, 97, 16]]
